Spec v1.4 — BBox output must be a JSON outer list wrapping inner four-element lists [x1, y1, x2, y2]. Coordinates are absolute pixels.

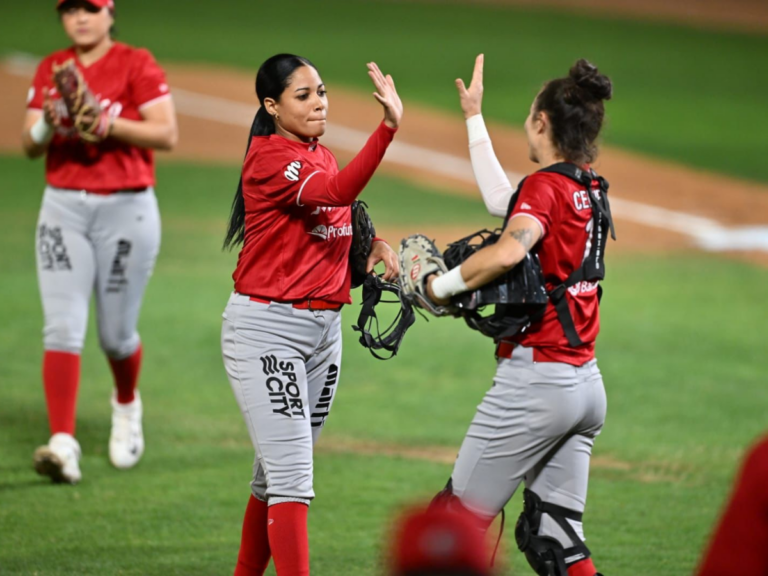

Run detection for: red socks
[[108, 344, 142, 404], [233, 498, 310, 576], [268, 502, 309, 576], [568, 558, 598, 576], [234, 495, 272, 576], [42, 345, 142, 435], [43, 350, 80, 435]]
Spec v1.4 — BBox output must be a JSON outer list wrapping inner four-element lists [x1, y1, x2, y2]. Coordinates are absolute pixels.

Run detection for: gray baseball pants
[[221, 293, 343, 506], [451, 345, 607, 547], [36, 187, 161, 358]]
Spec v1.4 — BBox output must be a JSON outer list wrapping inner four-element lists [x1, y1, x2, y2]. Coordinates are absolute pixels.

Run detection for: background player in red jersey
[[413, 56, 614, 576], [696, 433, 768, 576], [220, 54, 401, 575], [21, 0, 177, 484]]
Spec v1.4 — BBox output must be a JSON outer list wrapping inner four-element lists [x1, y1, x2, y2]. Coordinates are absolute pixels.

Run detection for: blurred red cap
[[57, 0, 115, 9], [390, 505, 491, 576]]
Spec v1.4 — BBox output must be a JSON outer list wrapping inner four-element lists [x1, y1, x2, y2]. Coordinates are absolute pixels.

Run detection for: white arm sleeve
[[467, 114, 515, 218]]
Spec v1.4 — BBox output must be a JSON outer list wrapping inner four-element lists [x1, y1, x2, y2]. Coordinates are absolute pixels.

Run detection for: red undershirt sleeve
[[297, 121, 397, 207]]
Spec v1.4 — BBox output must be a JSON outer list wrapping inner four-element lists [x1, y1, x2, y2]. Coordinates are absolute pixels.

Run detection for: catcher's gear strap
[[515, 489, 591, 576], [352, 274, 415, 360], [349, 200, 376, 289], [505, 163, 616, 347]]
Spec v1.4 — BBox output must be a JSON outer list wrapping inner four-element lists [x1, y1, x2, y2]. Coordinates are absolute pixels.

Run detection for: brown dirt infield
[[445, 0, 768, 33], [2, 60, 767, 266]]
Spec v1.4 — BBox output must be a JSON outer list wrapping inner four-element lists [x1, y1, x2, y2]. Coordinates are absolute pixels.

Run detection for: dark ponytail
[[534, 59, 612, 166], [223, 54, 317, 250]]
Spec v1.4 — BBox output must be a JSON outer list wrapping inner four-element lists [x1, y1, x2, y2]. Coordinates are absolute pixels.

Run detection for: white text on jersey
[[284, 161, 302, 182]]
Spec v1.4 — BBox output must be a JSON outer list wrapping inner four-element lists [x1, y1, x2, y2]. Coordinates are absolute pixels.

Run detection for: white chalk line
[[6, 51, 768, 252]]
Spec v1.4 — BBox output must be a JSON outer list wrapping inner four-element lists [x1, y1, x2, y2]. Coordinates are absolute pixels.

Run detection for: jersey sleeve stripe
[[137, 93, 173, 111], [510, 212, 546, 238], [296, 171, 320, 207]]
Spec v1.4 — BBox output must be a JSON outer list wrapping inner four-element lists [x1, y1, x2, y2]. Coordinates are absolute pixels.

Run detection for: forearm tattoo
[[509, 228, 534, 250]]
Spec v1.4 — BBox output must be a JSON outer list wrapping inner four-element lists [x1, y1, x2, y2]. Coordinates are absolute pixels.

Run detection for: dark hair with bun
[[534, 59, 612, 165]]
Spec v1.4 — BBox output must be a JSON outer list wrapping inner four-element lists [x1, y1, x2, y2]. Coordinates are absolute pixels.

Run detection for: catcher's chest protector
[[505, 163, 616, 347]]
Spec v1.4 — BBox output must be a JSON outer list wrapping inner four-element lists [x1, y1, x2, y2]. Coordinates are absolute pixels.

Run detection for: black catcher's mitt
[[349, 200, 376, 289]]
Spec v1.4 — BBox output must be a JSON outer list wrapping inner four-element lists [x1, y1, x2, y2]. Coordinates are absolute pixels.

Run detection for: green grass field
[[2, 1, 767, 573], [2, 0, 768, 183], [1, 155, 767, 574]]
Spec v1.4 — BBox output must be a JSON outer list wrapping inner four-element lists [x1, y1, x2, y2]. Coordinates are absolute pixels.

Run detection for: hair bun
[[569, 59, 612, 101]]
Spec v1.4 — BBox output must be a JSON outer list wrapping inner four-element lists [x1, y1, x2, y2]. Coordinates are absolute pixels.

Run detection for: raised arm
[[457, 55, 514, 217], [298, 62, 401, 206]]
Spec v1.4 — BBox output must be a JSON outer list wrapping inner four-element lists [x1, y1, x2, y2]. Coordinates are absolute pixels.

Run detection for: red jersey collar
[[269, 133, 320, 152]]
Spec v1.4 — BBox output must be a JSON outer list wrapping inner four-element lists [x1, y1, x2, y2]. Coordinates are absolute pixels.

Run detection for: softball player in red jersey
[[425, 56, 613, 576], [221, 54, 401, 576], [696, 434, 768, 576], [21, 0, 177, 484]]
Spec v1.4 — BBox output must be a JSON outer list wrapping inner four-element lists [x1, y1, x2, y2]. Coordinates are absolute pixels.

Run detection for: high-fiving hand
[[367, 62, 403, 129], [455, 54, 484, 119]]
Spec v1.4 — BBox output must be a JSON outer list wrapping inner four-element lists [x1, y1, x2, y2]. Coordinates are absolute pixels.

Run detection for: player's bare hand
[[455, 54, 484, 119], [367, 62, 403, 129], [367, 240, 400, 282], [42, 94, 61, 127]]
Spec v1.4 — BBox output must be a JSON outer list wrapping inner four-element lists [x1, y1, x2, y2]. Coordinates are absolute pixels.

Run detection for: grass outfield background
[[1, 0, 768, 184], [1, 156, 767, 574], [1, 1, 767, 574]]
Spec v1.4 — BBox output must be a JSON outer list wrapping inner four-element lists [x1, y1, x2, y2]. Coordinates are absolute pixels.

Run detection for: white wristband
[[466, 114, 489, 145], [431, 266, 469, 299], [30, 116, 54, 145]]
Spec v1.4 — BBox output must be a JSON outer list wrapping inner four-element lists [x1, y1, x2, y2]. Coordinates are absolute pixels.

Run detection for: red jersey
[[506, 171, 602, 365], [27, 42, 171, 191], [233, 122, 396, 304], [697, 435, 768, 576]]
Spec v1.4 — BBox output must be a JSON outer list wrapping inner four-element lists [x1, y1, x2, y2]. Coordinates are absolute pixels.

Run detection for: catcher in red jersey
[[399, 56, 614, 576], [21, 0, 177, 484], [220, 54, 401, 576]]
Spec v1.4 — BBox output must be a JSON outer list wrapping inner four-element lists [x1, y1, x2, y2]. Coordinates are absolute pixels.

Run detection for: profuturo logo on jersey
[[284, 161, 302, 182], [308, 225, 329, 240], [261, 355, 305, 419], [307, 224, 353, 241]]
